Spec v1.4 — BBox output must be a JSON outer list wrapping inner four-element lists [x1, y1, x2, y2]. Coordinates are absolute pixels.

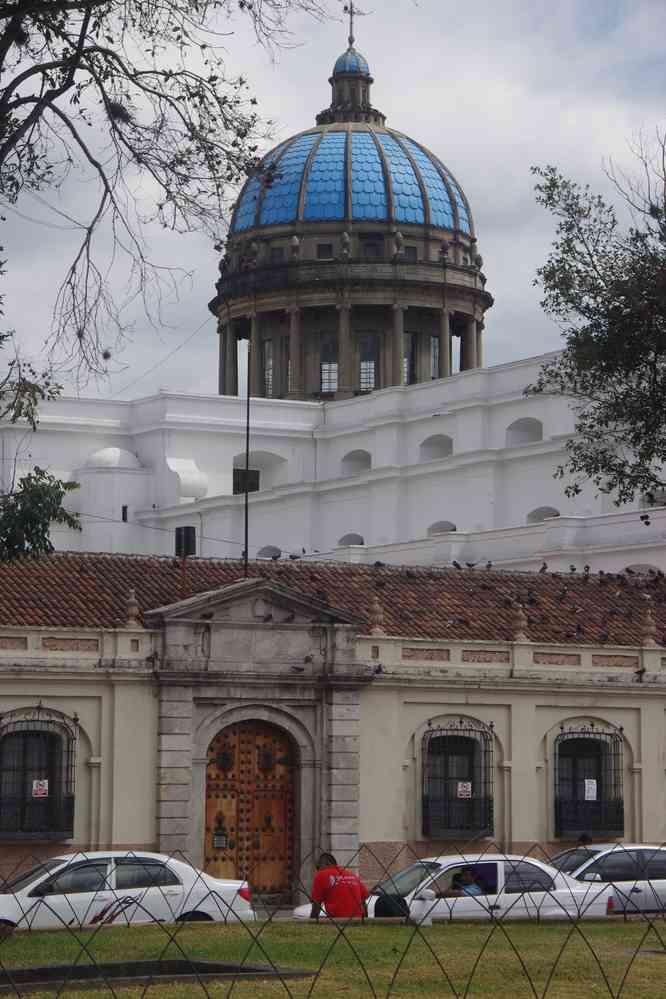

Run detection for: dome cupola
[[317, 2, 385, 126]]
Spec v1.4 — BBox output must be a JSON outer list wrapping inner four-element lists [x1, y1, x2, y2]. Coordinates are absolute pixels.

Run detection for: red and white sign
[[457, 781, 472, 799], [31, 779, 49, 798]]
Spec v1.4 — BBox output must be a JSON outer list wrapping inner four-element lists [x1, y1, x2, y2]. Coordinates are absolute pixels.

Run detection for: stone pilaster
[[157, 685, 194, 856], [287, 306, 303, 398], [336, 303, 354, 397], [325, 689, 361, 866]]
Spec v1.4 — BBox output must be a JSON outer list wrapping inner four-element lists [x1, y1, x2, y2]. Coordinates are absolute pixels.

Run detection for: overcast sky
[[3, 0, 665, 400]]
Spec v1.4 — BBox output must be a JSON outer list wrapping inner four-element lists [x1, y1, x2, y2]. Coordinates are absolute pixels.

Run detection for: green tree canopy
[[0, 466, 79, 558], [527, 137, 666, 506]]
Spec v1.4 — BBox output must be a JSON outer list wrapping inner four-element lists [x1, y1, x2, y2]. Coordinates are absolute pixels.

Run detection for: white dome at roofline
[[86, 447, 143, 470]]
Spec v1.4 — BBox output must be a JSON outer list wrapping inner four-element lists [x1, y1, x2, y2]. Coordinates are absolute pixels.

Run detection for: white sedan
[[294, 854, 614, 924], [0, 852, 255, 932]]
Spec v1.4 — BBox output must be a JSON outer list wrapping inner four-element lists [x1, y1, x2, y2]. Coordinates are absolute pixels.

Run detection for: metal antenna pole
[[244, 337, 251, 578]]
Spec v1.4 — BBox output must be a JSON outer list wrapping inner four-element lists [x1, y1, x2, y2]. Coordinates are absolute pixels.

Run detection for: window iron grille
[[263, 339, 273, 398], [320, 334, 338, 393], [422, 718, 494, 838], [359, 334, 378, 392], [0, 704, 78, 840], [554, 722, 624, 838]]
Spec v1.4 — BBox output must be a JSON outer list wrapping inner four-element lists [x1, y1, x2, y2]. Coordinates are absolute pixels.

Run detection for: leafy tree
[[0, 465, 80, 558], [526, 135, 666, 506], [0, 0, 327, 387]]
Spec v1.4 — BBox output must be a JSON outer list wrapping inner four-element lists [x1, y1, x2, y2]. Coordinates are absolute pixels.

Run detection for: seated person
[[440, 866, 484, 898]]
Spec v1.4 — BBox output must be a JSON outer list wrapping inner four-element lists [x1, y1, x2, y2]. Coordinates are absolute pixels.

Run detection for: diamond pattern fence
[[1, 841, 666, 997]]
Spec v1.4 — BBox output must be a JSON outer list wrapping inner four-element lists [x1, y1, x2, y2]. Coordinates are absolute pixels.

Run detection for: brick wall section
[[326, 689, 361, 867], [156, 685, 194, 856]]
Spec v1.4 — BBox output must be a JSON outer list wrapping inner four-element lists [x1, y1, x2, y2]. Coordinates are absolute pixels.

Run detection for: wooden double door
[[205, 721, 296, 894]]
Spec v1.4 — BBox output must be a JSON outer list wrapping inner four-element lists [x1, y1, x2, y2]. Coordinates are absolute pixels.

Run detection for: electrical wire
[[75, 509, 267, 554], [112, 316, 213, 397]]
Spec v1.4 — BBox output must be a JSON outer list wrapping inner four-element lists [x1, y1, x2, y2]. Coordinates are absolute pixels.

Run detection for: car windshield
[[374, 862, 441, 898], [549, 848, 601, 873], [0, 860, 65, 893]]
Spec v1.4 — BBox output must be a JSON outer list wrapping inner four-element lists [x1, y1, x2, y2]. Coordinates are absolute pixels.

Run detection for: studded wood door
[[205, 721, 295, 894]]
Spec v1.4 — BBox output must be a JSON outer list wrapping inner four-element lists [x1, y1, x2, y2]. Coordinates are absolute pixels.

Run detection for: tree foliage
[[0, 465, 79, 558], [526, 134, 666, 506], [0, 0, 327, 386]]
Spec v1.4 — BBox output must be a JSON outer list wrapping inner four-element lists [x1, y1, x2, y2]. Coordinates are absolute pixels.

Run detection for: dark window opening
[[361, 239, 383, 261], [115, 859, 180, 890], [270, 246, 285, 264], [554, 725, 624, 837], [121, 505, 128, 523], [233, 468, 260, 495], [404, 245, 418, 263], [430, 335, 440, 379], [0, 712, 77, 840], [263, 340, 273, 398], [320, 334, 338, 393], [422, 720, 494, 838], [359, 334, 378, 392], [39, 862, 109, 896], [403, 332, 417, 385], [503, 860, 555, 894], [317, 243, 334, 260], [175, 525, 196, 557]]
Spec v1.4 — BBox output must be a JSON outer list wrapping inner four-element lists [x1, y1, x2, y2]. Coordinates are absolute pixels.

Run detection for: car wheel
[[176, 911, 213, 923], [0, 921, 16, 939]]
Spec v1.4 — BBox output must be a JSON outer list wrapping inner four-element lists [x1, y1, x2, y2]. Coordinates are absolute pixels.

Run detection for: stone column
[[476, 320, 484, 369], [224, 322, 238, 396], [460, 315, 477, 371], [391, 305, 406, 386], [438, 309, 451, 378], [325, 689, 361, 867], [336, 303, 353, 397], [218, 324, 226, 396], [249, 313, 262, 397], [287, 307, 303, 399]]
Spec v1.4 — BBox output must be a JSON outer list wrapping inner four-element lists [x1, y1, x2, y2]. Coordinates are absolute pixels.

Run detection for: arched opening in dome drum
[[341, 450, 371, 476], [427, 521, 457, 536], [338, 533, 364, 547], [506, 418, 543, 447], [526, 507, 560, 525], [419, 435, 453, 462]]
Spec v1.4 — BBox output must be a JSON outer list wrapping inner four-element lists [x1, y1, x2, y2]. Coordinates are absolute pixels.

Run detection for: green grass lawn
[[2, 918, 666, 998]]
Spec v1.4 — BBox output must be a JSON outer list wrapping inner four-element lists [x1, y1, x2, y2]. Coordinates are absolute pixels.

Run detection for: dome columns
[[287, 306, 304, 399]]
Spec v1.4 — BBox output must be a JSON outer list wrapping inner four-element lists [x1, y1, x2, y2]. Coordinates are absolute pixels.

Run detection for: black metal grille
[[0, 705, 77, 839], [554, 722, 624, 837], [422, 718, 494, 838]]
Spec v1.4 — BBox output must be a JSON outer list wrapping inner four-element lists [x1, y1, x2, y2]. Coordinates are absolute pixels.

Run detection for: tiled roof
[[0, 552, 665, 647]]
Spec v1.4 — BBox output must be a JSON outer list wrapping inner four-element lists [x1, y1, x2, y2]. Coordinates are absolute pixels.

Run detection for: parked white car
[[551, 843, 666, 914], [293, 854, 614, 924], [0, 852, 255, 932]]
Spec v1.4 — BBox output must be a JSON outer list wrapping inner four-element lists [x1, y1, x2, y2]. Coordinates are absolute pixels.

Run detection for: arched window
[[338, 533, 364, 546], [506, 417, 543, 447], [419, 435, 453, 462], [526, 506, 560, 525], [0, 706, 78, 839], [257, 545, 281, 560], [422, 718, 494, 837], [554, 722, 624, 837], [341, 450, 371, 476], [427, 521, 457, 536]]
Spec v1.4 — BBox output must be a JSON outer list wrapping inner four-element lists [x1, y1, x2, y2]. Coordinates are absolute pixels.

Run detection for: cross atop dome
[[318, 5, 384, 125]]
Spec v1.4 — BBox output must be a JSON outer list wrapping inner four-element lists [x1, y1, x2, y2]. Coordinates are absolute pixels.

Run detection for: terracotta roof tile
[[0, 552, 663, 647]]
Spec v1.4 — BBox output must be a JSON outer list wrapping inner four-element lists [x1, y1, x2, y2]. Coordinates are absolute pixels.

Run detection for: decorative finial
[[344, 2, 368, 48], [127, 587, 141, 627], [641, 594, 658, 648], [369, 592, 385, 635], [512, 601, 529, 642]]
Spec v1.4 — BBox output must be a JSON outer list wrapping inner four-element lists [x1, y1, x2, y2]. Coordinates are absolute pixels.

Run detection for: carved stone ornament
[[640, 595, 658, 648], [290, 234, 301, 257], [126, 587, 141, 627], [512, 601, 529, 642], [369, 593, 385, 635]]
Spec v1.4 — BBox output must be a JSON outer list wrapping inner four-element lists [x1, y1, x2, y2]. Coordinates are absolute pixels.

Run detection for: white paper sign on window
[[584, 779, 597, 801], [32, 779, 49, 798], [457, 781, 472, 799]]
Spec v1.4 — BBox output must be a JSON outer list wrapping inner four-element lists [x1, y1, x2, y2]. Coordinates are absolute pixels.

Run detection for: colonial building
[[2, 552, 666, 893]]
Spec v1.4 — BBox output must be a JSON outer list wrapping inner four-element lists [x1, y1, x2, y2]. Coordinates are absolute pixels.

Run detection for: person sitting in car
[[440, 867, 484, 898]]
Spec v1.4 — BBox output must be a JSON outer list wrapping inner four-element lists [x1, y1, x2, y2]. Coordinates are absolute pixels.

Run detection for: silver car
[[551, 844, 666, 913], [294, 854, 613, 923], [0, 852, 255, 932]]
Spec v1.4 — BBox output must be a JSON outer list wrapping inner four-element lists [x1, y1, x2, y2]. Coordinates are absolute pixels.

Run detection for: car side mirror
[[581, 871, 602, 882], [414, 888, 436, 902]]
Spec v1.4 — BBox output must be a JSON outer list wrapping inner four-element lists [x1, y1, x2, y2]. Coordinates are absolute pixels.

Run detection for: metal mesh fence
[[1, 840, 666, 997]]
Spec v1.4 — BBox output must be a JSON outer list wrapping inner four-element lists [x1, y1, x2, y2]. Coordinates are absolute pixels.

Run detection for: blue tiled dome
[[333, 47, 370, 75], [231, 125, 472, 234]]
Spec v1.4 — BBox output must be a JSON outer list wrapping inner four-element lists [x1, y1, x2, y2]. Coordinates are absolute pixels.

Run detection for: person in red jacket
[[310, 852, 369, 920]]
